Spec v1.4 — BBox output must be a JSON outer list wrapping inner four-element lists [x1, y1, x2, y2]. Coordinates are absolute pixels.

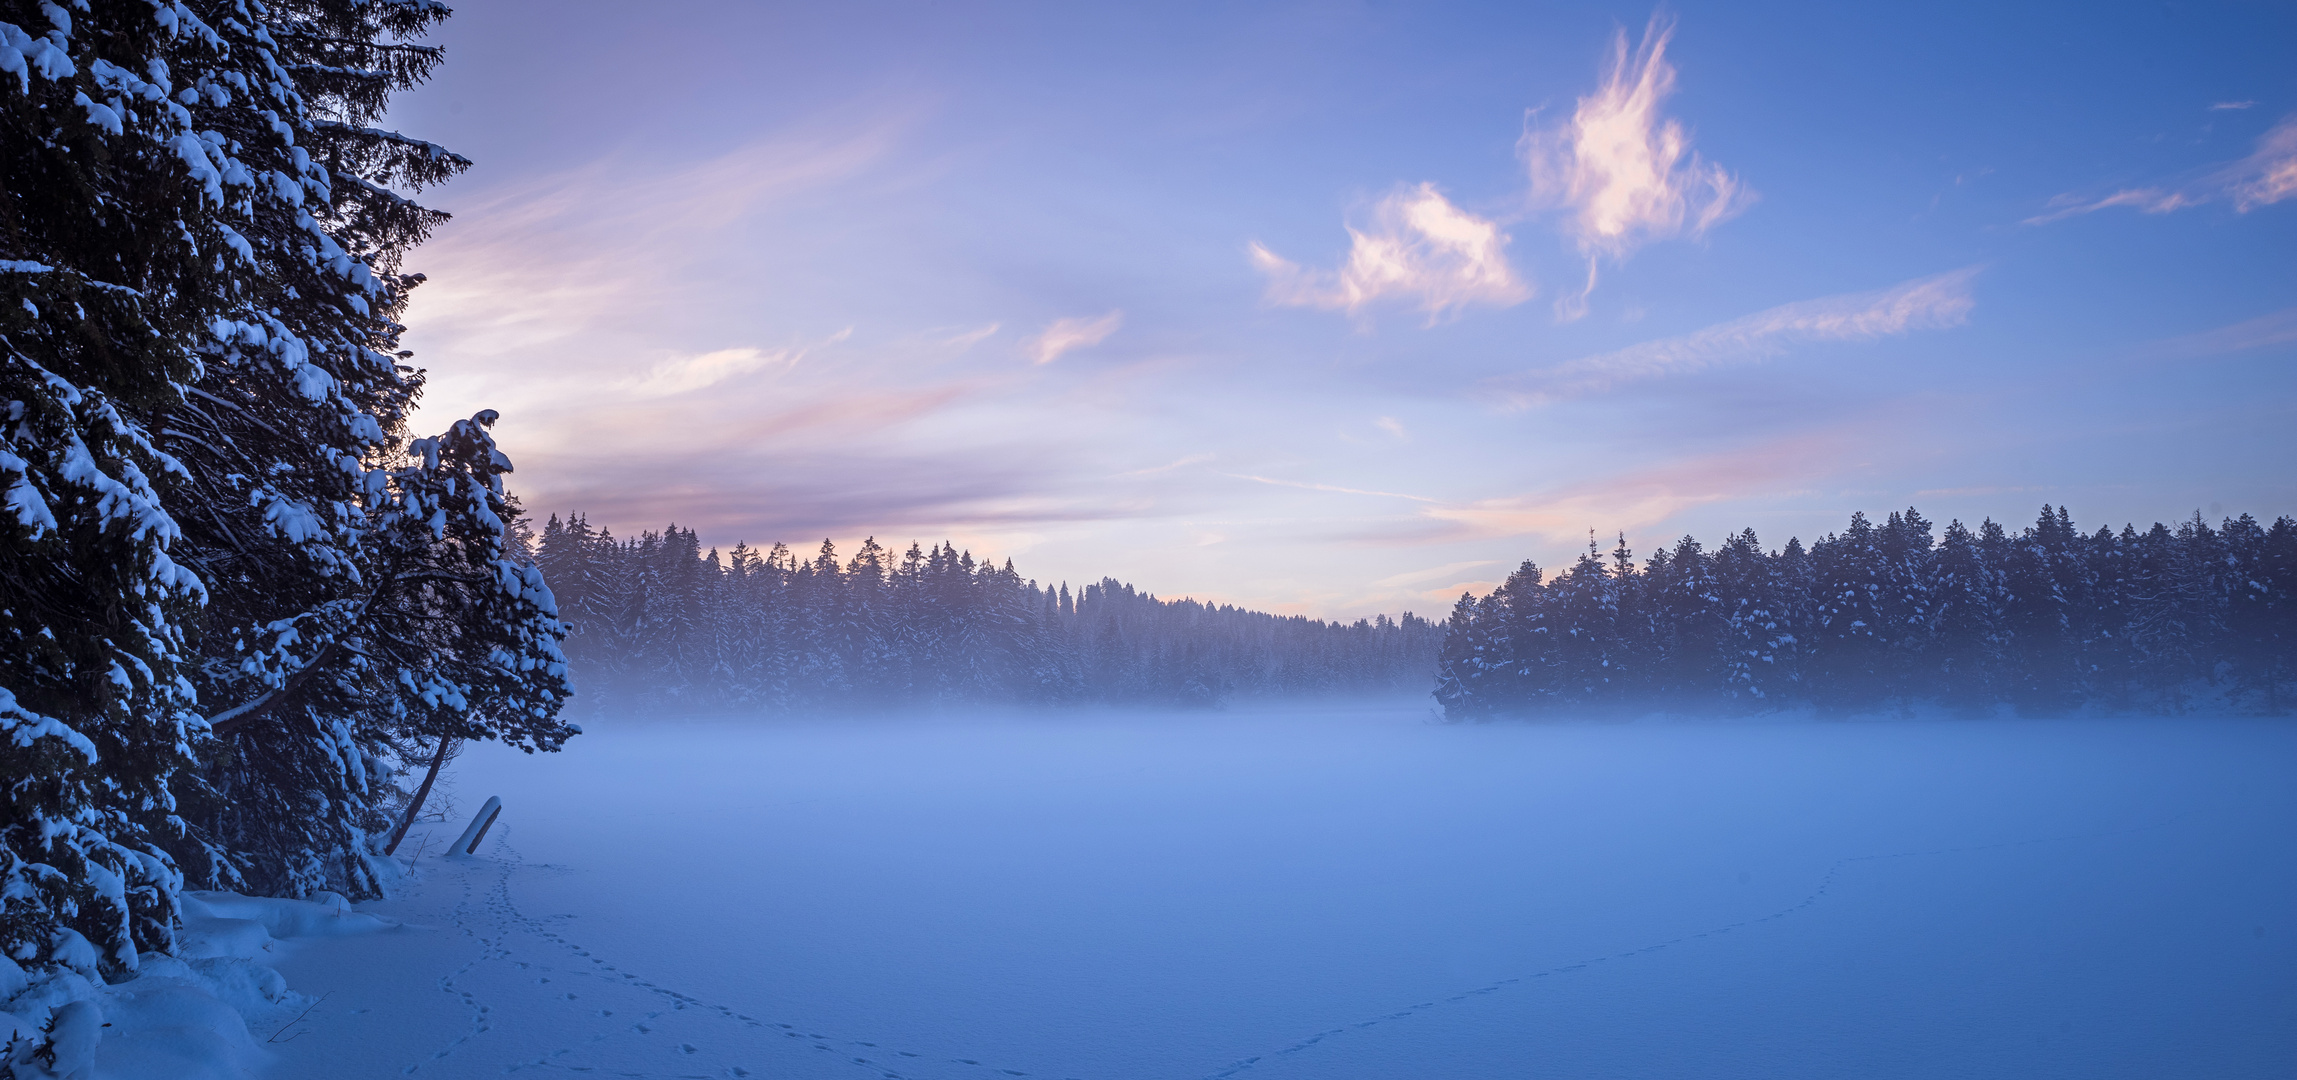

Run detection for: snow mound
[[185, 891, 396, 944], [0, 891, 397, 1079]]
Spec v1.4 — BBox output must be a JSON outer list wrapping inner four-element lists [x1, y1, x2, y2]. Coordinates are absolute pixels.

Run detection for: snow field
[[1, 889, 394, 1079], [255, 708, 2297, 1077]]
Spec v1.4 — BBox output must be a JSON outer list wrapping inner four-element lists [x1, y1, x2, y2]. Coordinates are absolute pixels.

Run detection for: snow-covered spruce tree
[[7, 0, 568, 950], [1930, 519, 2008, 713], [1998, 506, 2084, 715], [187, 411, 573, 898], [1486, 560, 1553, 711], [1431, 592, 1494, 718], [0, 0, 233, 972], [1712, 528, 1792, 703], [2222, 514, 2296, 711], [1807, 513, 1888, 713], [150, 0, 573, 901], [1651, 536, 1726, 701], [1545, 540, 1626, 706], [1874, 508, 1936, 703]]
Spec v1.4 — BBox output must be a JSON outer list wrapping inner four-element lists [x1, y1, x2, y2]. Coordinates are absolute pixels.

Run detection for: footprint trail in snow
[[383, 826, 1076, 1080], [416, 818, 2175, 1080], [1200, 815, 2192, 1080]]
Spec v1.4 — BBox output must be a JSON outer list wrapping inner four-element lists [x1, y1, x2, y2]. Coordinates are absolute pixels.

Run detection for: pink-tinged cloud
[[385, 115, 1151, 547], [1250, 183, 1532, 323], [1522, 14, 1753, 318], [1372, 559, 1499, 589], [408, 126, 904, 362], [938, 323, 1002, 349], [1029, 311, 1123, 363], [1491, 266, 1980, 406], [2029, 187, 2200, 220], [1208, 423, 1877, 556], [628, 329, 853, 397], [2028, 114, 2297, 223], [1404, 426, 1869, 548], [2235, 118, 2297, 209]]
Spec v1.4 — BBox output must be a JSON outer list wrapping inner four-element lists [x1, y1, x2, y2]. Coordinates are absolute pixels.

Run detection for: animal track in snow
[[1200, 817, 2186, 1080], [464, 831, 1061, 1080]]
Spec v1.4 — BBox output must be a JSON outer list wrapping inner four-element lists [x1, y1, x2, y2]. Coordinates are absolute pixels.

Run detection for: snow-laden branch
[[310, 119, 470, 166]]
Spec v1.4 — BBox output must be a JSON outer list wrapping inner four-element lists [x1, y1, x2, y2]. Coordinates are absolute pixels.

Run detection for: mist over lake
[[249, 705, 2297, 1080]]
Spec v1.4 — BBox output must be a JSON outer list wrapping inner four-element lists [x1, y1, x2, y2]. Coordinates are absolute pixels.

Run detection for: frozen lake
[[277, 706, 2297, 1079]]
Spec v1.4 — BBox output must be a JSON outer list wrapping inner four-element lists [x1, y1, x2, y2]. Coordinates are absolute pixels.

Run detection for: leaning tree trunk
[[385, 738, 457, 855]]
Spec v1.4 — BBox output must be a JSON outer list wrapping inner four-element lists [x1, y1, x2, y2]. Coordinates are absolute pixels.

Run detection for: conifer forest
[[1434, 507, 2297, 719], [532, 516, 1441, 712]]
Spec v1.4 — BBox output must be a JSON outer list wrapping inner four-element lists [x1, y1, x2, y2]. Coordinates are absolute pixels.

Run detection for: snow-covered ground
[[2, 886, 399, 1079], [112, 705, 2297, 1078]]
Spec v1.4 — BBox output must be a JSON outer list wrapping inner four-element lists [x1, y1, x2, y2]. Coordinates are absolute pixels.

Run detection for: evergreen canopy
[[1, 0, 571, 977], [536, 517, 1441, 712], [1435, 507, 2297, 719]]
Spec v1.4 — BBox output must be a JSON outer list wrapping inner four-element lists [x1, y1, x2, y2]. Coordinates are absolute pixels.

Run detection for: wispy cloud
[[2230, 119, 2297, 210], [538, 443, 1081, 547], [1250, 183, 1532, 323], [1491, 267, 1980, 406], [1373, 560, 1497, 588], [386, 112, 1155, 548], [1119, 453, 1215, 477], [1374, 416, 1411, 441], [406, 121, 908, 366], [2210, 100, 2259, 111], [2140, 306, 2297, 359], [2030, 188, 2201, 219], [1222, 472, 1440, 503], [937, 323, 1002, 349], [1913, 485, 2049, 499], [2028, 114, 2297, 223], [629, 329, 853, 397], [1416, 487, 1724, 547], [1030, 311, 1124, 364], [1522, 13, 1753, 319]]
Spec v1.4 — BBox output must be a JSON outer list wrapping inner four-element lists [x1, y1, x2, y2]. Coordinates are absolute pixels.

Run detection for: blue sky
[[391, 1, 2297, 617]]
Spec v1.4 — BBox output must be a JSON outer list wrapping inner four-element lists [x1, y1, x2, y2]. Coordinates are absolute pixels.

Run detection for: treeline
[[1437, 507, 2297, 719], [534, 515, 1441, 711]]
